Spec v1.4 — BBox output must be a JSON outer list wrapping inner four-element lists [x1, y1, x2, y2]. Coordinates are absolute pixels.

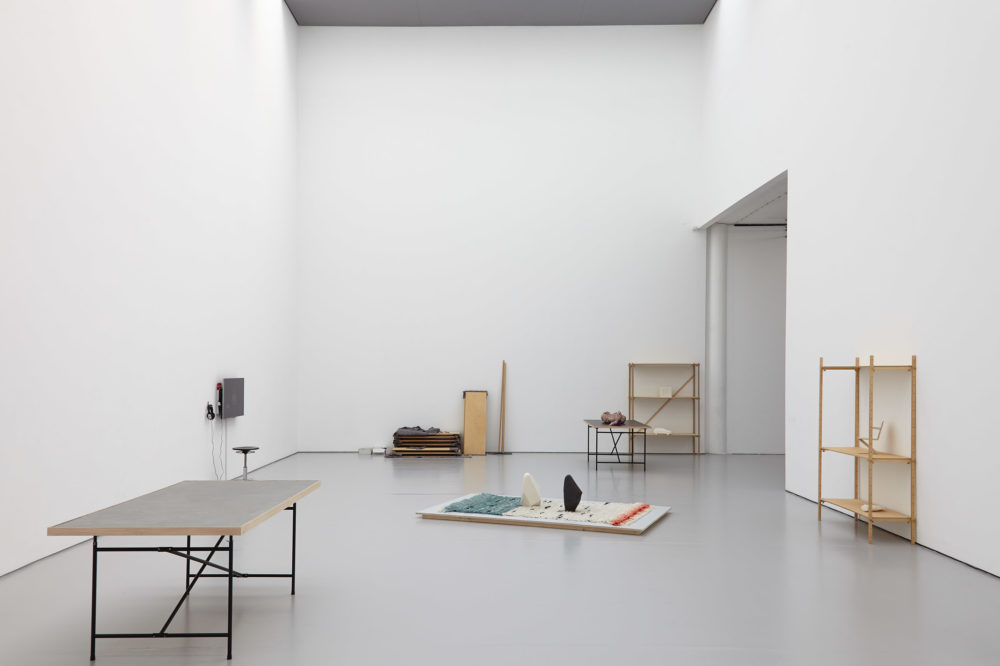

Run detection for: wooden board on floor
[[498, 360, 507, 453], [390, 448, 462, 456], [463, 391, 487, 455], [393, 448, 460, 452], [391, 446, 459, 451], [392, 442, 461, 449], [416, 494, 670, 535]]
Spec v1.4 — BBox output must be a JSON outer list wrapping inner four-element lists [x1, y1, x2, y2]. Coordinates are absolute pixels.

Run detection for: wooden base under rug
[[417, 494, 670, 535]]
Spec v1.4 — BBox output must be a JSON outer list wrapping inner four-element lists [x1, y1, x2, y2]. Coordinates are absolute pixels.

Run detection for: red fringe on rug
[[610, 503, 651, 526]]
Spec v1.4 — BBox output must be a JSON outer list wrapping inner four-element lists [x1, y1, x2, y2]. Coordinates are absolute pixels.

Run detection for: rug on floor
[[422, 493, 669, 535], [444, 493, 652, 526], [443, 493, 523, 515]]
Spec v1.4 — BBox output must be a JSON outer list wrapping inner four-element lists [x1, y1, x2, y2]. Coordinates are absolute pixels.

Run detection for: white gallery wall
[[725, 227, 786, 454], [702, 0, 1000, 575], [296, 27, 707, 453], [0, 0, 299, 574], [4, 0, 998, 582]]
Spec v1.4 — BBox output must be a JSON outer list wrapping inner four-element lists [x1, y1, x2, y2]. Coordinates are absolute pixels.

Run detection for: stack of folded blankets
[[389, 426, 462, 457]]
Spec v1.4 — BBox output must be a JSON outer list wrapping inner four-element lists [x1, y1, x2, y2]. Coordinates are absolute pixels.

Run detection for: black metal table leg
[[84, 527, 302, 660], [608, 431, 623, 462], [290, 503, 297, 596], [158, 537, 226, 637], [90, 536, 97, 661], [227, 536, 234, 660]]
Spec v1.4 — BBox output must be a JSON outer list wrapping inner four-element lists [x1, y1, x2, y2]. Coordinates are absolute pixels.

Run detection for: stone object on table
[[521, 473, 541, 507], [601, 411, 626, 426], [563, 474, 582, 512]]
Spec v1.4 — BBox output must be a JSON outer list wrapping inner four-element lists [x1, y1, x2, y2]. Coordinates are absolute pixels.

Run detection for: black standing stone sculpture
[[563, 474, 582, 512]]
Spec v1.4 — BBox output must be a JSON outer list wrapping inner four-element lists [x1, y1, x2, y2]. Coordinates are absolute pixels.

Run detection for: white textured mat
[[504, 499, 649, 524]]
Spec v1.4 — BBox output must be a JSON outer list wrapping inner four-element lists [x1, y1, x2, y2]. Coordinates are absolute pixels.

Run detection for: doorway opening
[[702, 171, 787, 454]]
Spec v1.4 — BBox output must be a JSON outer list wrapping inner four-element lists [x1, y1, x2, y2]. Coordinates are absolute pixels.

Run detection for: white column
[[705, 223, 728, 454]]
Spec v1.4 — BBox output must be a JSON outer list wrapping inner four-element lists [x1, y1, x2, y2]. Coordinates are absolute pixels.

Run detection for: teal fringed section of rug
[[443, 493, 521, 515]]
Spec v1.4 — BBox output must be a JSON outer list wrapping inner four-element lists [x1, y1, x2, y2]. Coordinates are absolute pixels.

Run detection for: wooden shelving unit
[[818, 355, 917, 544], [628, 363, 700, 454]]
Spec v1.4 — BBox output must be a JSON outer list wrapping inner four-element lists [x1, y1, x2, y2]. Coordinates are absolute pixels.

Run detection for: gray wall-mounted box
[[222, 378, 244, 418]]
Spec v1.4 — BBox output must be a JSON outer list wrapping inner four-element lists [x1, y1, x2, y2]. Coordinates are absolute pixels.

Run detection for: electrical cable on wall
[[207, 400, 222, 480], [218, 423, 225, 480], [215, 418, 225, 480], [210, 417, 219, 480]]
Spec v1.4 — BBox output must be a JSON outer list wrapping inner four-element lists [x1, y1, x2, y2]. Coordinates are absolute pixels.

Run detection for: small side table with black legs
[[585, 420, 649, 469]]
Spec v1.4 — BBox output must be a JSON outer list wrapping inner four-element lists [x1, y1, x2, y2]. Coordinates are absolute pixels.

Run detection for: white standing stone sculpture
[[521, 473, 541, 507]]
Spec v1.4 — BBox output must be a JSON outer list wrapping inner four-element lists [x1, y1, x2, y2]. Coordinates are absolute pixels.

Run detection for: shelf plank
[[821, 446, 911, 462], [822, 364, 913, 371], [821, 498, 911, 521], [630, 363, 699, 367], [632, 395, 699, 400], [647, 433, 699, 437]]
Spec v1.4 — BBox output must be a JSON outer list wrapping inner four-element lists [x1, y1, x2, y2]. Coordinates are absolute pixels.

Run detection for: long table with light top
[[48, 479, 321, 661]]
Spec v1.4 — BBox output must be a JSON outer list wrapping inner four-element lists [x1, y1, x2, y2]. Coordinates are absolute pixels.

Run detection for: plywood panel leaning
[[463, 390, 488, 455]]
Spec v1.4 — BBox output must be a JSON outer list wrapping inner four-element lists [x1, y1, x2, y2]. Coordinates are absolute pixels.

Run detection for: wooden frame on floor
[[417, 495, 671, 535]]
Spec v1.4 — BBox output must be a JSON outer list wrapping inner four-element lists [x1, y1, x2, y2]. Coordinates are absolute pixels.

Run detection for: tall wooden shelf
[[818, 355, 916, 544], [628, 363, 701, 454]]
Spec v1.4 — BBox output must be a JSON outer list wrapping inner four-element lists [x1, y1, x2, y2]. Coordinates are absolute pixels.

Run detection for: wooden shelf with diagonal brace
[[817, 355, 917, 544], [628, 362, 701, 455]]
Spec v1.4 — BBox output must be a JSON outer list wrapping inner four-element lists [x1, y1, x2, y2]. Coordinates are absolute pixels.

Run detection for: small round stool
[[232, 446, 259, 480]]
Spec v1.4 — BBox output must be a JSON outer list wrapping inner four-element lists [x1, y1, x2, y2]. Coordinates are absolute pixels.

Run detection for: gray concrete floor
[[1, 453, 998, 665]]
